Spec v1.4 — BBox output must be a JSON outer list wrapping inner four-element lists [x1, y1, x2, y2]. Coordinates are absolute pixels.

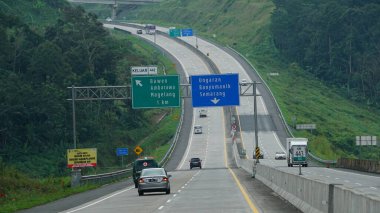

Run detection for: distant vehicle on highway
[[138, 168, 171, 196], [145, 24, 156, 35], [106, 17, 112, 22], [136, 29, 143, 34], [189, 158, 202, 169], [275, 151, 286, 160], [194, 125, 202, 134], [241, 78, 248, 86], [199, 109, 207, 118], [133, 157, 159, 188], [287, 138, 308, 167]]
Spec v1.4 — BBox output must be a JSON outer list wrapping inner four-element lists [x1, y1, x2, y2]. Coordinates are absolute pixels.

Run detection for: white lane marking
[[173, 194, 177, 197], [167, 199, 172, 203], [63, 187, 134, 213], [370, 187, 377, 190], [181, 186, 185, 189], [158, 206, 164, 210], [344, 180, 350, 183], [177, 109, 197, 169], [355, 183, 362, 186], [272, 132, 286, 152], [326, 176, 330, 178], [335, 178, 340, 180], [258, 96, 269, 114], [178, 190, 181, 193], [322, 167, 380, 179]]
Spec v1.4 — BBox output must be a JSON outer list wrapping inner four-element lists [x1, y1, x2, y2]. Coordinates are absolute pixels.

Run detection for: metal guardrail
[[226, 46, 337, 165], [74, 25, 187, 186], [159, 99, 185, 167], [81, 168, 132, 185]]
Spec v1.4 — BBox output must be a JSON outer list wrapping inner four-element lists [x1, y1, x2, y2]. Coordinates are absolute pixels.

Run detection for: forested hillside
[[0, 0, 177, 177], [271, 0, 380, 106], [96, 0, 380, 160]]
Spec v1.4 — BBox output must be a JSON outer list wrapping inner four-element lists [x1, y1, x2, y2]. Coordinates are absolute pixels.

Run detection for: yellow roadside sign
[[134, 146, 143, 155], [67, 148, 97, 168], [255, 147, 261, 159]]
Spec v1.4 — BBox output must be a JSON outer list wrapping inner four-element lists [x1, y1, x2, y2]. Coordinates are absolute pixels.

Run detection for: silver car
[[138, 168, 171, 196], [275, 151, 286, 160], [194, 125, 202, 134]]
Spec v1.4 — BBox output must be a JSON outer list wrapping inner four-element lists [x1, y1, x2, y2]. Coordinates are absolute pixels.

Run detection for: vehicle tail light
[[162, 177, 168, 182], [138, 178, 144, 183]]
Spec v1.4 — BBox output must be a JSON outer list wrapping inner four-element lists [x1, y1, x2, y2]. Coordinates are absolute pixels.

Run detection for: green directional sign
[[169, 28, 181, 37], [132, 75, 180, 109]]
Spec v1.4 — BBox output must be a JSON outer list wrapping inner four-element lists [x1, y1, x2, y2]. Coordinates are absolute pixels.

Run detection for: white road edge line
[[63, 187, 134, 213]]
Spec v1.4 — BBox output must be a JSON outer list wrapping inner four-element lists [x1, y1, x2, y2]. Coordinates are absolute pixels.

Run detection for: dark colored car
[[133, 157, 159, 188], [136, 29, 143, 34], [138, 168, 171, 196], [199, 109, 207, 118], [189, 158, 202, 169]]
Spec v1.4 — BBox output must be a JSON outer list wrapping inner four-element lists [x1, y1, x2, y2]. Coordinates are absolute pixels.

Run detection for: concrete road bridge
[[67, 0, 161, 5], [67, 0, 161, 20]]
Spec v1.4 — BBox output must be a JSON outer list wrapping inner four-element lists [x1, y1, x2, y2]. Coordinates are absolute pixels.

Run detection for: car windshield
[[141, 168, 165, 176], [191, 158, 200, 162], [194, 126, 201, 129]]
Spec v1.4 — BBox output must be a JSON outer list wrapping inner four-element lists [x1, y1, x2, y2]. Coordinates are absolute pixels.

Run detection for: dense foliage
[[94, 0, 380, 160], [271, 0, 380, 106], [0, 1, 171, 177]]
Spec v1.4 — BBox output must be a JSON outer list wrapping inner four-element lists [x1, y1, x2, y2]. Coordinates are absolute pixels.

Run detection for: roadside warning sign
[[134, 146, 143, 155]]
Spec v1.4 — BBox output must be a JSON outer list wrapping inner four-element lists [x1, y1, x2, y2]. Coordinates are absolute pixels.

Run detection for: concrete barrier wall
[[337, 158, 380, 174], [234, 155, 380, 213], [333, 185, 380, 213], [255, 164, 327, 213]]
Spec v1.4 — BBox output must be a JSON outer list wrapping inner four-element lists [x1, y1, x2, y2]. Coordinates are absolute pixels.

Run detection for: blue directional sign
[[116, 148, 128, 156], [181, 28, 193, 37], [191, 73, 240, 107]]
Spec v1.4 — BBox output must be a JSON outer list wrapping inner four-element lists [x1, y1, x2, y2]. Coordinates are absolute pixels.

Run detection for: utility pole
[[71, 85, 77, 149]]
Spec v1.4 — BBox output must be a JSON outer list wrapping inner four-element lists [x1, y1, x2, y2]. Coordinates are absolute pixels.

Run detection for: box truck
[[286, 138, 308, 167]]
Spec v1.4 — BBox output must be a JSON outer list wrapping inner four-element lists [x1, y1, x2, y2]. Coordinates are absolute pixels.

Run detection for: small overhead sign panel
[[191, 73, 240, 107], [131, 66, 158, 75]]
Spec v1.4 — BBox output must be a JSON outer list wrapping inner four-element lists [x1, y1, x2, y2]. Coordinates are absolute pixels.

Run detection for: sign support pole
[[254, 81, 259, 163], [72, 85, 77, 149], [299, 164, 302, 175]]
